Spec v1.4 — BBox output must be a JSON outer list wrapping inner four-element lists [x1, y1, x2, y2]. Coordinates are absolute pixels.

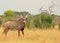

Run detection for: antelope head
[[20, 15, 28, 22]]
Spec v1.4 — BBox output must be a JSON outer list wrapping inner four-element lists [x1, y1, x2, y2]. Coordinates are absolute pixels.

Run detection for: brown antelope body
[[2, 15, 27, 37]]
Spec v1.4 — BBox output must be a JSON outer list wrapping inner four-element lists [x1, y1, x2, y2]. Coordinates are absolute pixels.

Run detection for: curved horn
[[25, 15, 28, 18]]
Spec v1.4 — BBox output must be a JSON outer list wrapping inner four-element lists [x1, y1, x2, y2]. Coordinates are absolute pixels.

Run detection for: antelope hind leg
[[2, 27, 9, 36]]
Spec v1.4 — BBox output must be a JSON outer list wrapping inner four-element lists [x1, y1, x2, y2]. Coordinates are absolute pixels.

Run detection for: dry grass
[[0, 27, 60, 43]]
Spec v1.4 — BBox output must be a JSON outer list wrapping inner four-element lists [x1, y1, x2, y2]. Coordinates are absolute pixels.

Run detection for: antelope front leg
[[22, 30, 24, 35], [18, 28, 20, 37]]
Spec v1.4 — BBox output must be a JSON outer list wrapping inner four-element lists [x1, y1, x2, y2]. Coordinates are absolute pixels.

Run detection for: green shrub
[[58, 24, 60, 30], [41, 15, 52, 28], [33, 17, 42, 28], [0, 19, 2, 26], [26, 21, 30, 28]]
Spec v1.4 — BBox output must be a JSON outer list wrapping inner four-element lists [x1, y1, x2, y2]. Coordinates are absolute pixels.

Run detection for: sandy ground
[[0, 27, 60, 43]]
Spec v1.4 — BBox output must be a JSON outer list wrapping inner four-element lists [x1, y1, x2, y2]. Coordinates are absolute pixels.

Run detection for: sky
[[0, 0, 60, 15]]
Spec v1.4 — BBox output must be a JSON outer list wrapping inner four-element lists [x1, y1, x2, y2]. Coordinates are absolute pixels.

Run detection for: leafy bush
[[0, 19, 2, 26], [58, 24, 60, 30], [4, 10, 14, 20], [41, 15, 52, 28], [33, 17, 42, 28], [26, 21, 30, 28]]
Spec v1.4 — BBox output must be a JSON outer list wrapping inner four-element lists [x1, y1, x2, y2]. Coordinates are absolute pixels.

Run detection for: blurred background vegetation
[[0, 7, 60, 30]]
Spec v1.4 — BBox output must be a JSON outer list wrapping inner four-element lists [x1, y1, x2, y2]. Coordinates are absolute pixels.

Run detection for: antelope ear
[[25, 15, 28, 18]]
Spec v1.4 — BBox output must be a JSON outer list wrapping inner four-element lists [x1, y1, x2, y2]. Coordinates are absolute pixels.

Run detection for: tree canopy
[[4, 10, 14, 20]]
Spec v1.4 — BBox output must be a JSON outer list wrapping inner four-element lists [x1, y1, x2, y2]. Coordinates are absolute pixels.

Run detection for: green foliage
[[0, 19, 2, 26], [58, 23, 60, 30], [26, 21, 30, 28], [26, 17, 31, 28], [41, 15, 52, 28], [4, 10, 14, 20], [3, 10, 57, 29], [32, 14, 53, 29], [33, 17, 41, 28], [15, 11, 30, 16]]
